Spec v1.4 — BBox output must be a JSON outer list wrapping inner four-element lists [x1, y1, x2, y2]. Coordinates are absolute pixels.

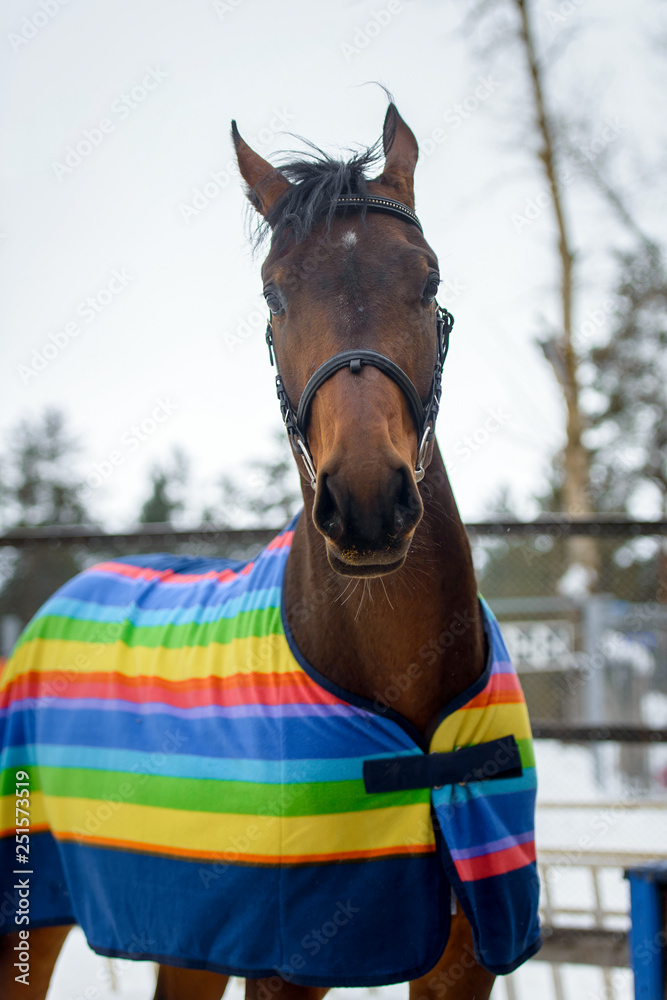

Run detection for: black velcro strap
[[363, 736, 522, 794]]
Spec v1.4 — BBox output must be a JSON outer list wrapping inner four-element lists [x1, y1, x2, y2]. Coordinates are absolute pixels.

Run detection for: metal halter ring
[[414, 425, 433, 483], [295, 437, 317, 491]]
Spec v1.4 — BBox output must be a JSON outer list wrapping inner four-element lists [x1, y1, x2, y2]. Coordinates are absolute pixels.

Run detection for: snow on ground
[[44, 744, 665, 1000], [45, 936, 636, 1000]]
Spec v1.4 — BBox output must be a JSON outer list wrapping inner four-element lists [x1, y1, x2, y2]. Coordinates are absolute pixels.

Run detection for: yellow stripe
[[39, 795, 434, 858], [0, 791, 48, 835], [430, 702, 533, 753], [2, 633, 297, 688]]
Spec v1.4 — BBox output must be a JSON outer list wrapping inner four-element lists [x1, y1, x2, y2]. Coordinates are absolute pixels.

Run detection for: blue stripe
[[481, 597, 512, 661], [0, 835, 448, 987], [2, 705, 418, 761], [433, 785, 536, 846], [51, 551, 289, 612], [39, 586, 282, 627], [435, 768, 537, 805], [109, 553, 249, 573], [1, 742, 420, 784], [449, 828, 534, 861], [4, 697, 361, 721]]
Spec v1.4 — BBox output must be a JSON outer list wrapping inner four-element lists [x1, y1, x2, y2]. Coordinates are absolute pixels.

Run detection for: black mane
[[254, 130, 390, 248]]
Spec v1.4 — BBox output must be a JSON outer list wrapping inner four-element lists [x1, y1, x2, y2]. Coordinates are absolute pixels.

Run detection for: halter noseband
[[265, 195, 454, 489]]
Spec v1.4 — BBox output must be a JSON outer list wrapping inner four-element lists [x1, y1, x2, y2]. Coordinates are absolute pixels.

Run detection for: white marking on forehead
[[341, 230, 357, 249]]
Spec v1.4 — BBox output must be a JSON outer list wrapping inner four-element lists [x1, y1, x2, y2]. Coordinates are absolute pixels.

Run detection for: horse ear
[[231, 121, 292, 217], [376, 104, 419, 210]]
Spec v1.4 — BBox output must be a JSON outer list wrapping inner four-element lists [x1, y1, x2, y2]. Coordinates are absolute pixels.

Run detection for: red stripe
[[1, 669, 346, 709], [465, 672, 523, 710], [266, 531, 294, 550], [88, 531, 293, 583], [454, 840, 536, 881], [91, 561, 253, 585], [88, 535, 292, 584]]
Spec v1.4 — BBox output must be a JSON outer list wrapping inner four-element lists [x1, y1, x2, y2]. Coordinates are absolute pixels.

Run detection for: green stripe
[[1, 744, 535, 798], [451, 738, 534, 770], [19, 605, 282, 650], [27, 767, 429, 817], [0, 767, 42, 796], [518, 738, 535, 769]]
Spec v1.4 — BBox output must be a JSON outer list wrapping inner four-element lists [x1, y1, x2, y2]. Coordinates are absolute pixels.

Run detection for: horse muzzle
[[312, 465, 423, 577]]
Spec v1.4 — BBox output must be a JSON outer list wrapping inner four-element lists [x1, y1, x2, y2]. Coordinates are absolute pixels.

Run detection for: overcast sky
[[1, 0, 664, 528]]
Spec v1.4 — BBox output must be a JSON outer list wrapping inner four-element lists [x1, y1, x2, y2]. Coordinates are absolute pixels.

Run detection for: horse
[[0, 103, 540, 1000]]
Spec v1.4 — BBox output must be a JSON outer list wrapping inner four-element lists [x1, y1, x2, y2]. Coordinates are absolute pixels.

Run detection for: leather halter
[[265, 196, 454, 489]]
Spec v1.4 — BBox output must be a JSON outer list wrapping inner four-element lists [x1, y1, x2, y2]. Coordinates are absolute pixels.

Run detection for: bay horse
[[0, 104, 540, 1000]]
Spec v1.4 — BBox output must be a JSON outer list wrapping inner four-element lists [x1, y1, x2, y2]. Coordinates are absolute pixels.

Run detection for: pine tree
[[215, 431, 302, 528], [585, 246, 667, 515], [0, 409, 90, 632], [139, 448, 189, 524]]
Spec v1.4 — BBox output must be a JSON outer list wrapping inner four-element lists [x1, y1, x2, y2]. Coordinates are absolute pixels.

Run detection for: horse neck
[[284, 444, 486, 736]]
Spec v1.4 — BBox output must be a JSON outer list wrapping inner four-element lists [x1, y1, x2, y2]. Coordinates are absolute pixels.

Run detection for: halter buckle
[[295, 437, 317, 491], [415, 424, 432, 483]]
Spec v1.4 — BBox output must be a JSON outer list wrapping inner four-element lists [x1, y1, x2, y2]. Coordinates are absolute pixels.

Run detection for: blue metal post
[[625, 863, 667, 1000]]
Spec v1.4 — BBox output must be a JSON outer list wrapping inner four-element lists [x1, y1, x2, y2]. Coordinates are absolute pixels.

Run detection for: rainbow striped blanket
[[0, 518, 540, 985]]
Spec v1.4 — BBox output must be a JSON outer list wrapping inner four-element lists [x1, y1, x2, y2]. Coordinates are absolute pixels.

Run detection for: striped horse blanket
[[0, 517, 541, 985]]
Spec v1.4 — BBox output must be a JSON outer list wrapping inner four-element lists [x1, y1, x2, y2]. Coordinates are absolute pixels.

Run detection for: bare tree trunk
[[513, 0, 598, 583]]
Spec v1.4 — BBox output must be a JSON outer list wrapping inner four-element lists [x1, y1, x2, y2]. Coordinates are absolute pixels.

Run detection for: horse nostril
[[314, 475, 344, 542], [392, 468, 422, 536], [314, 467, 422, 551]]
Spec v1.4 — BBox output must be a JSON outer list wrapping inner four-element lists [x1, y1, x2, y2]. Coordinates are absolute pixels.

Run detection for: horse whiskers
[[380, 576, 394, 610], [335, 579, 355, 604], [340, 580, 360, 607], [399, 564, 430, 596], [419, 496, 464, 538], [354, 579, 371, 621]]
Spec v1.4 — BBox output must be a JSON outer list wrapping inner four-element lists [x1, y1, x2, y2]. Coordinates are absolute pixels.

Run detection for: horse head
[[233, 104, 450, 578]]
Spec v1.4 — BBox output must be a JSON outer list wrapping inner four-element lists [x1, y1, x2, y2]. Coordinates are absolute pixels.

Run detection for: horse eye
[[422, 273, 440, 305], [264, 288, 285, 315]]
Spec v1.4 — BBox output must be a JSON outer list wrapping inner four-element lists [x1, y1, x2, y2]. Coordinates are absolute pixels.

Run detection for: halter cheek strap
[[265, 196, 454, 489]]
